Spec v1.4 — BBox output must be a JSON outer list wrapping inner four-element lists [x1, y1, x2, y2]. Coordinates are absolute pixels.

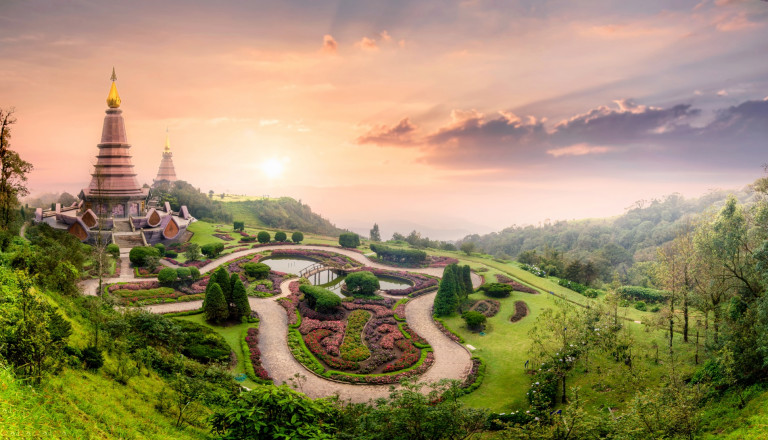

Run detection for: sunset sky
[[2, 0, 767, 239]]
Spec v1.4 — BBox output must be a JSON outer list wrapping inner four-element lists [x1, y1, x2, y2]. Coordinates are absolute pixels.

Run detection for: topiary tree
[[479, 283, 513, 298], [201, 242, 225, 258], [106, 243, 120, 259], [189, 266, 201, 280], [233, 221, 245, 232], [176, 267, 191, 281], [460, 265, 473, 298], [434, 264, 460, 316], [212, 266, 232, 304], [128, 246, 160, 267], [154, 243, 166, 257], [462, 311, 486, 331], [204, 282, 229, 323], [231, 276, 251, 321], [257, 231, 271, 244], [300, 285, 341, 313], [158, 267, 178, 284], [291, 231, 304, 243], [243, 262, 270, 279], [344, 271, 380, 296], [339, 232, 360, 248], [274, 231, 287, 242]]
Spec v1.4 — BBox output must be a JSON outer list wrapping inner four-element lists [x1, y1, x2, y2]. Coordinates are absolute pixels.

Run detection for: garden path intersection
[[79, 245, 480, 402]]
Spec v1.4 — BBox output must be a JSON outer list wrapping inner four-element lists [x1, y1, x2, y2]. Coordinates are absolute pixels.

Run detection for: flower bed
[[244, 326, 271, 381], [469, 299, 501, 318], [304, 329, 358, 370], [213, 233, 234, 241], [327, 352, 434, 385], [495, 274, 538, 294], [383, 339, 420, 372], [393, 299, 408, 321], [401, 323, 428, 346], [163, 258, 212, 268], [346, 267, 438, 296], [427, 256, 459, 267], [271, 249, 360, 268], [433, 318, 463, 343], [278, 282, 301, 326], [510, 301, 529, 323], [341, 301, 395, 318]]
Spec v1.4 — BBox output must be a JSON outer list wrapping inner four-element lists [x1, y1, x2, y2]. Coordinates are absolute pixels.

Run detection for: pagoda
[[153, 130, 178, 186], [79, 68, 149, 217]]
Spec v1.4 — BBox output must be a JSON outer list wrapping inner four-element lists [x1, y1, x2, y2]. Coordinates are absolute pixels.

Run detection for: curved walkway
[[83, 244, 478, 402]]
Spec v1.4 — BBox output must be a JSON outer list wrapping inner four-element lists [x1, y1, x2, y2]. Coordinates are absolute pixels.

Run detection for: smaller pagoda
[[153, 130, 178, 186]]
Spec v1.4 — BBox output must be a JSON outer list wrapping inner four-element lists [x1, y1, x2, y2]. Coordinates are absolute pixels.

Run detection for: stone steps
[[113, 233, 145, 249]]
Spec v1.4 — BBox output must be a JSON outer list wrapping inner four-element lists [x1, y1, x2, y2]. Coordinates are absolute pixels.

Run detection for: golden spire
[[164, 128, 171, 152], [107, 67, 121, 108]]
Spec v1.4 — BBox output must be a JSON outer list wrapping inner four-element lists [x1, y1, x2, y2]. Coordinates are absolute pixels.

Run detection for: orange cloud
[[547, 144, 614, 158], [356, 37, 378, 51], [322, 34, 338, 54]]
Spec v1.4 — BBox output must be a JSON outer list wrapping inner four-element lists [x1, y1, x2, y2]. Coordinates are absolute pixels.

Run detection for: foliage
[[210, 384, 338, 440], [300, 284, 341, 313], [233, 221, 244, 231], [176, 267, 191, 281], [222, 196, 344, 236], [106, 243, 120, 258], [344, 271, 380, 296], [369, 243, 427, 265], [0, 108, 33, 230], [462, 310, 487, 330], [243, 262, 270, 279], [129, 246, 160, 267], [158, 267, 178, 284], [231, 276, 251, 321], [154, 179, 232, 223], [434, 264, 460, 316], [616, 285, 669, 303], [189, 266, 201, 280], [200, 242, 224, 258], [460, 241, 476, 256], [339, 310, 372, 361], [203, 283, 229, 323], [479, 282, 514, 298], [175, 319, 231, 364], [274, 231, 287, 242], [184, 243, 200, 262], [80, 346, 104, 370], [370, 223, 381, 241], [257, 230, 270, 243], [339, 232, 360, 248], [292, 231, 304, 243], [154, 243, 166, 256], [20, 223, 88, 295]]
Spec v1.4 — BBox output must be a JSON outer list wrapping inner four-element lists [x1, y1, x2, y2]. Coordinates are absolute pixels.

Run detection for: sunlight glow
[[261, 157, 287, 179]]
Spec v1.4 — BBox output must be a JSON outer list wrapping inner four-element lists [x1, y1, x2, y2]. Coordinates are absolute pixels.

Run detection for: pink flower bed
[[277, 282, 301, 325], [433, 319, 462, 343], [213, 233, 234, 241], [328, 352, 434, 385], [304, 329, 358, 370], [108, 280, 160, 292], [245, 327, 271, 381], [342, 302, 394, 318], [163, 258, 211, 268], [376, 324, 404, 349], [427, 256, 459, 267], [394, 301, 407, 319], [495, 274, 538, 294], [299, 318, 346, 354], [402, 323, 428, 346], [383, 339, 420, 372]]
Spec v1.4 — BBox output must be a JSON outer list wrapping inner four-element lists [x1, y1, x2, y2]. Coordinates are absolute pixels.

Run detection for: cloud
[[547, 144, 614, 157], [379, 30, 392, 42], [322, 34, 338, 54], [427, 110, 546, 147], [357, 118, 418, 146], [717, 89, 728, 96], [714, 11, 763, 32], [356, 37, 378, 51]]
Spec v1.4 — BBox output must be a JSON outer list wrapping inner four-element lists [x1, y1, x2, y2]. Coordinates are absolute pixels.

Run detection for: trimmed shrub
[[338, 232, 360, 248], [233, 221, 245, 231], [153, 243, 165, 257], [176, 267, 191, 281], [128, 246, 160, 267], [231, 277, 251, 321], [274, 231, 287, 242], [165, 250, 178, 258], [243, 262, 270, 279], [617, 286, 669, 303], [479, 283, 514, 298], [299, 284, 341, 313], [106, 243, 120, 259], [434, 264, 460, 316], [291, 231, 304, 243], [157, 267, 178, 284], [189, 266, 201, 280], [257, 231, 271, 244], [204, 283, 229, 323], [462, 310, 486, 330], [212, 267, 232, 303], [201, 242, 225, 258], [369, 243, 427, 265], [635, 301, 647, 311], [344, 271, 380, 296]]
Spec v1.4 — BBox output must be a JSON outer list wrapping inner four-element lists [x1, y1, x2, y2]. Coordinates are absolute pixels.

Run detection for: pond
[[260, 257, 318, 274]]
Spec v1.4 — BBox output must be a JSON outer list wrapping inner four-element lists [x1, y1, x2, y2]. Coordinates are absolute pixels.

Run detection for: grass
[[174, 313, 259, 389]]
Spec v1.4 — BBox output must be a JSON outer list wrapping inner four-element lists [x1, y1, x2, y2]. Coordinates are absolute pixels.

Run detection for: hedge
[[369, 243, 427, 265], [338, 232, 360, 248], [300, 284, 341, 312], [616, 286, 669, 303]]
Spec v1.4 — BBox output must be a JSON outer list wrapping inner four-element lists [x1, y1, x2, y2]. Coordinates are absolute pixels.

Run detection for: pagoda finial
[[164, 128, 171, 153], [107, 67, 121, 108]]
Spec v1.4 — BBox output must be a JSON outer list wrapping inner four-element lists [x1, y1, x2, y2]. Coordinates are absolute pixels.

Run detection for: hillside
[[222, 197, 345, 236]]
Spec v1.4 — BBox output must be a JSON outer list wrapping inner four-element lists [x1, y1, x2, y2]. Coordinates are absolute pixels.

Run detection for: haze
[[3, 0, 767, 240]]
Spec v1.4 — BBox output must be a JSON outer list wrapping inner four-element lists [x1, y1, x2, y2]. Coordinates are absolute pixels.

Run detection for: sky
[[2, 0, 767, 240]]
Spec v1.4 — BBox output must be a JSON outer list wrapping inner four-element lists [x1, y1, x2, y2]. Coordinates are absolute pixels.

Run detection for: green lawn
[[174, 313, 259, 389]]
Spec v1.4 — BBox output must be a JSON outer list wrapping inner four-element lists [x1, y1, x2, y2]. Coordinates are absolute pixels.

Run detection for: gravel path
[[89, 244, 479, 401]]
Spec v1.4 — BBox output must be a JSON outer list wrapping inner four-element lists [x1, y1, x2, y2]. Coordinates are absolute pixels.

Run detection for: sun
[[261, 158, 286, 179]]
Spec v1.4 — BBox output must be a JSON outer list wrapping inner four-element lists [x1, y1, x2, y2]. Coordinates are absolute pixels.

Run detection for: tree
[[57, 192, 77, 206], [184, 243, 200, 261], [274, 231, 287, 242], [370, 223, 381, 242], [212, 266, 232, 304], [201, 242, 224, 258], [257, 231, 271, 243], [204, 283, 229, 323], [128, 246, 160, 267], [460, 265, 473, 298], [460, 241, 476, 256], [462, 311, 486, 330], [231, 276, 251, 321], [0, 108, 33, 230], [344, 271, 380, 296], [339, 232, 360, 248], [208, 189, 214, 199], [233, 221, 244, 231], [434, 264, 460, 316], [292, 231, 304, 243], [169, 372, 209, 428]]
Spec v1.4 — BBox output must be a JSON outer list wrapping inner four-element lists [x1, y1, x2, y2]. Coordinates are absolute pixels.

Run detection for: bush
[[201, 242, 225, 258], [478, 283, 514, 298], [635, 301, 647, 311], [616, 286, 669, 303], [650, 305, 661, 313], [157, 267, 178, 284], [106, 243, 120, 259], [176, 267, 191, 281], [462, 311, 486, 330], [81, 346, 104, 370], [153, 243, 165, 257], [583, 288, 601, 298], [128, 246, 160, 267], [165, 250, 178, 258], [204, 282, 229, 323], [274, 231, 287, 242], [189, 266, 201, 280], [257, 231, 271, 244], [344, 271, 380, 296], [299, 284, 341, 313], [291, 231, 304, 243], [243, 262, 270, 279], [233, 221, 245, 231], [338, 232, 360, 248], [369, 244, 427, 265]]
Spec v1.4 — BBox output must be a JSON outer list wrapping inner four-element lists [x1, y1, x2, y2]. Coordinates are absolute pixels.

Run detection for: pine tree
[[231, 276, 251, 322], [229, 273, 240, 312], [204, 282, 229, 323], [434, 264, 459, 316], [370, 223, 381, 242], [461, 265, 473, 298], [213, 266, 232, 304]]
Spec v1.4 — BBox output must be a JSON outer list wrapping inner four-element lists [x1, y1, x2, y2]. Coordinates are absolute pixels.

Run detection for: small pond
[[260, 257, 317, 274]]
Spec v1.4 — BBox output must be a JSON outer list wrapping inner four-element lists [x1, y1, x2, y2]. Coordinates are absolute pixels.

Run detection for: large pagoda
[[79, 68, 149, 217], [153, 130, 178, 186]]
